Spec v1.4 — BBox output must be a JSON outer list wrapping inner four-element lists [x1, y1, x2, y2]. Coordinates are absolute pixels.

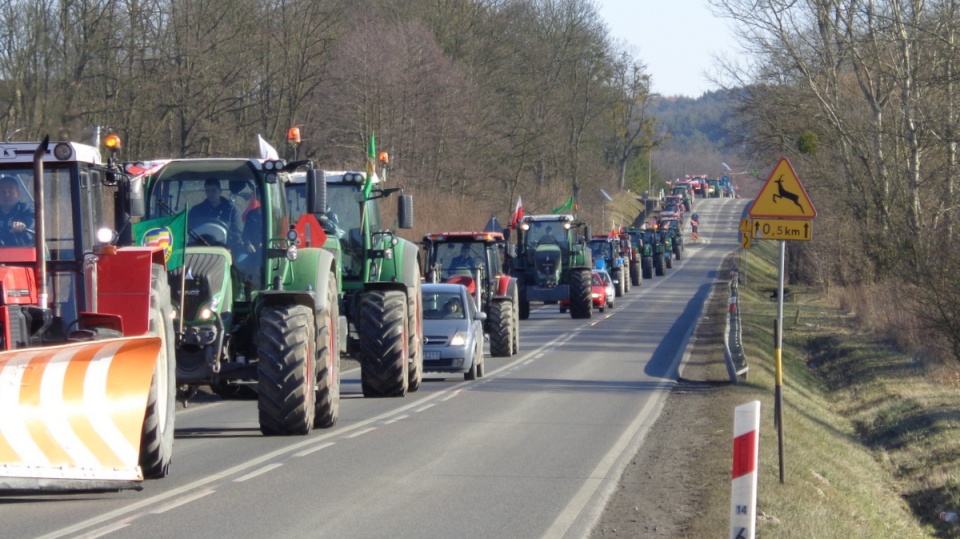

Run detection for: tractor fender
[[96, 247, 167, 336], [493, 274, 517, 301], [260, 247, 336, 315]]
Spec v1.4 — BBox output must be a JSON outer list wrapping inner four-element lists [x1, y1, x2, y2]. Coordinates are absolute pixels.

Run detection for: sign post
[[748, 158, 816, 484]]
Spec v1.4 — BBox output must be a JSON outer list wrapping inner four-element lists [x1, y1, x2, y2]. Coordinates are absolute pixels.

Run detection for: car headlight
[[449, 332, 467, 346], [592, 292, 600, 298]]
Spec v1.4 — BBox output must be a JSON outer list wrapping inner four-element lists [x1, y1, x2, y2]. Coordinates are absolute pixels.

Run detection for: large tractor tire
[[356, 290, 409, 398], [519, 296, 531, 320], [488, 299, 514, 357], [631, 261, 641, 286], [612, 267, 625, 297], [642, 257, 653, 279], [511, 286, 520, 355], [623, 267, 631, 294], [569, 269, 593, 319], [257, 304, 316, 436], [407, 279, 424, 393], [314, 271, 341, 429], [654, 254, 665, 276], [666, 252, 673, 269], [140, 263, 177, 479]]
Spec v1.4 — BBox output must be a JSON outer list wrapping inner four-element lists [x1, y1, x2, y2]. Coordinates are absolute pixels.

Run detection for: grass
[[692, 239, 960, 537]]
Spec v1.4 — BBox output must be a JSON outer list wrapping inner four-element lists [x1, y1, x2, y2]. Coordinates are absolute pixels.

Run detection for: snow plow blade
[[0, 336, 161, 492]]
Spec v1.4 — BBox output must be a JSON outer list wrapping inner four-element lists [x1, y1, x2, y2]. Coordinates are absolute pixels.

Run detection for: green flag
[[363, 132, 377, 199], [132, 210, 187, 271], [551, 196, 575, 214]]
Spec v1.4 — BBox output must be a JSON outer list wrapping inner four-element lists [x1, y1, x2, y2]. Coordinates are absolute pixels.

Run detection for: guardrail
[[725, 269, 749, 382]]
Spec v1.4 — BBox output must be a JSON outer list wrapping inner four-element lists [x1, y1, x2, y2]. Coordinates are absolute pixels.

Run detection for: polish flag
[[510, 196, 523, 229]]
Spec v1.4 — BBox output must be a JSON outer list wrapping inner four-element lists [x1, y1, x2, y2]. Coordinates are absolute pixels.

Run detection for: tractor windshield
[[526, 221, 564, 248], [590, 241, 612, 260], [436, 242, 482, 279]]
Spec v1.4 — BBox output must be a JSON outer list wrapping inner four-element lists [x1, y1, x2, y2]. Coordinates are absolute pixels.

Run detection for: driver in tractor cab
[[189, 177, 245, 253], [0, 175, 34, 247], [539, 225, 559, 245], [450, 244, 478, 271]]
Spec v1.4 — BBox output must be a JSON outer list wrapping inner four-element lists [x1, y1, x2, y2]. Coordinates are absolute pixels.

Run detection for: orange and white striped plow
[[0, 336, 160, 492]]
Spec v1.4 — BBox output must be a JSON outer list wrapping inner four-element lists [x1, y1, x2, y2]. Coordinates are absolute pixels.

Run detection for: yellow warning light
[[378, 151, 389, 164], [287, 127, 301, 144], [104, 134, 122, 151]]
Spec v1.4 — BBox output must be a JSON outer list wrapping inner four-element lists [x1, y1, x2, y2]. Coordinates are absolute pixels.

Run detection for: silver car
[[422, 283, 487, 380]]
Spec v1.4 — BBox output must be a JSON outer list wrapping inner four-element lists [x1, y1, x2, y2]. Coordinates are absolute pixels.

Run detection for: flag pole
[[180, 207, 188, 336]]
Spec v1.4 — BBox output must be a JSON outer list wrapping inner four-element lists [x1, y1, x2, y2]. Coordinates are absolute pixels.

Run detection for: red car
[[560, 270, 613, 313]]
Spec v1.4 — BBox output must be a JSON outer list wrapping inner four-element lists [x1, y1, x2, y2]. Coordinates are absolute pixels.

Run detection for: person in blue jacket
[[0, 175, 34, 246]]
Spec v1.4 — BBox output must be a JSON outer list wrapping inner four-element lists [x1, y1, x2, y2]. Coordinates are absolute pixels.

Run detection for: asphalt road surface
[[0, 197, 748, 539]]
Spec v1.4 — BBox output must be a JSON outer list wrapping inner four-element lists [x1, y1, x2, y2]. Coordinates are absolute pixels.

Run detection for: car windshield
[[423, 290, 466, 320]]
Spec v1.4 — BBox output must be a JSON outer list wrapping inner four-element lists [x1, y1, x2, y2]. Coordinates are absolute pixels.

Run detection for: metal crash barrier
[[725, 269, 749, 382]]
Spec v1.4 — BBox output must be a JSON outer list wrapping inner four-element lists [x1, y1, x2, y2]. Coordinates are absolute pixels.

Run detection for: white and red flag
[[510, 196, 523, 228]]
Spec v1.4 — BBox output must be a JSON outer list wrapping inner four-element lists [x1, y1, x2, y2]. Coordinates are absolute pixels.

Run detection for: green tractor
[[659, 217, 684, 260], [128, 157, 342, 435], [630, 226, 668, 278], [286, 164, 423, 398], [511, 214, 593, 319]]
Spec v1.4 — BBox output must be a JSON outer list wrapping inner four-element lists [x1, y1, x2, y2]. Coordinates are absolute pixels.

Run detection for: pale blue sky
[[595, 0, 742, 98]]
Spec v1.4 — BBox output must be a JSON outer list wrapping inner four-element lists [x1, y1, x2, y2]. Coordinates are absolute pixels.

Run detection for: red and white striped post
[[730, 400, 761, 539]]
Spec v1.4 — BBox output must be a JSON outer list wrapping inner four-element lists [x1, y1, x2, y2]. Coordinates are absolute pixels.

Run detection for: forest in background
[[0, 0, 665, 231]]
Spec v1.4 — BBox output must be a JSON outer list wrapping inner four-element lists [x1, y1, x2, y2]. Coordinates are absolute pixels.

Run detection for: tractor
[[0, 136, 176, 491], [632, 226, 668, 278], [128, 156, 342, 435], [659, 217, 684, 260], [618, 229, 642, 287], [421, 231, 520, 357], [511, 214, 593, 319], [588, 235, 628, 297], [286, 161, 423, 398]]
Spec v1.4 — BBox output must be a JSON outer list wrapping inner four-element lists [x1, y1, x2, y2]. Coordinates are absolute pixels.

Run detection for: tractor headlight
[[199, 308, 213, 321], [287, 244, 298, 261], [96, 227, 116, 244]]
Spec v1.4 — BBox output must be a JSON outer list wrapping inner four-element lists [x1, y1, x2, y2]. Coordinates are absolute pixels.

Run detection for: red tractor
[[0, 136, 176, 491], [618, 229, 642, 287], [422, 232, 520, 357]]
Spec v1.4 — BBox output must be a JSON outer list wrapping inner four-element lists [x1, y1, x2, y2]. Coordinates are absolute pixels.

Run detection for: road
[[0, 197, 748, 539]]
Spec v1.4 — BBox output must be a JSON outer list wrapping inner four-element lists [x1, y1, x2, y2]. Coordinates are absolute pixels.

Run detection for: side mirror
[[306, 169, 326, 215], [128, 176, 145, 218], [397, 194, 413, 229], [583, 225, 591, 242], [475, 311, 487, 322]]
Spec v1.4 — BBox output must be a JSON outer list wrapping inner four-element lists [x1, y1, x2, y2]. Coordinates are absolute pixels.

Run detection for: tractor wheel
[[666, 252, 673, 269], [569, 269, 593, 319], [257, 304, 315, 435], [642, 257, 653, 279], [623, 268, 631, 293], [314, 271, 340, 429], [407, 279, 423, 393], [140, 263, 176, 479], [674, 244, 682, 260], [630, 260, 641, 286], [654, 254, 665, 276], [519, 296, 531, 320], [613, 268, 625, 297], [511, 288, 520, 355], [356, 290, 409, 398], [488, 300, 513, 358]]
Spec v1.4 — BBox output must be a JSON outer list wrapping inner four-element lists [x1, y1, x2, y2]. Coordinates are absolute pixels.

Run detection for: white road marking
[[234, 463, 284, 482]]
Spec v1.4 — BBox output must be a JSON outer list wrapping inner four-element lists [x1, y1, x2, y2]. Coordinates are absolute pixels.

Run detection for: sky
[[595, 0, 744, 98]]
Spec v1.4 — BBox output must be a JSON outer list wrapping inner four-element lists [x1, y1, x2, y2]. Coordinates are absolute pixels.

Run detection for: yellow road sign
[[739, 217, 752, 234], [749, 158, 817, 219], [751, 218, 813, 241], [741, 232, 751, 249]]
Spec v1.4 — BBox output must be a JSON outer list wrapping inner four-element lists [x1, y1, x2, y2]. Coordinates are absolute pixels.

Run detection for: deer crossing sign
[[749, 158, 817, 219]]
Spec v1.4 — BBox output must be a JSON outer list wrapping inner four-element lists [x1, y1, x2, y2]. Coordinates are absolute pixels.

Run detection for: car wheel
[[464, 354, 478, 381]]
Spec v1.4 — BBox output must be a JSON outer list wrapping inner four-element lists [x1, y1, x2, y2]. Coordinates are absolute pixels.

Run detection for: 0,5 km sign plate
[[751, 218, 812, 241]]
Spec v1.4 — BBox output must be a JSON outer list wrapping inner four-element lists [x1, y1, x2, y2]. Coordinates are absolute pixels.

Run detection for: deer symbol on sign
[[771, 175, 804, 212]]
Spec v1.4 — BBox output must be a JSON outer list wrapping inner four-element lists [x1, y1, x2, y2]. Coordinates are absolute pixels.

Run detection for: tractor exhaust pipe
[[33, 136, 48, 309]]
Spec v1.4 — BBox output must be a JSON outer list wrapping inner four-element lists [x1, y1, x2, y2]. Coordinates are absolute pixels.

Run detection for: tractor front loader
[[0, 136, 175, 491]]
